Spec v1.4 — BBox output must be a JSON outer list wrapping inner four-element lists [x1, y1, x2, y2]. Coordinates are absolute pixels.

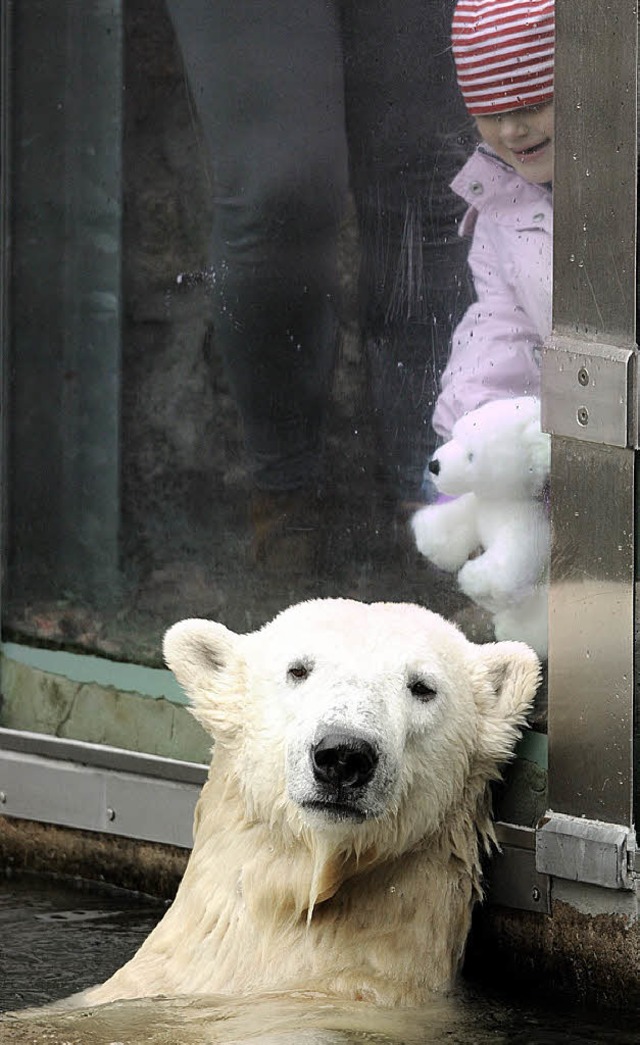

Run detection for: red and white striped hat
[[451, 0, 555, 116]]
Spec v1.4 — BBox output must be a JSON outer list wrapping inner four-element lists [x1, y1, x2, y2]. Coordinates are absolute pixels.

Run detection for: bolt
[[106, 807, 116, 822], [0, 791, 6, 804], [577, 367, 590, 386], [531, 886, 541, 903], [577, 406, 589, 426]]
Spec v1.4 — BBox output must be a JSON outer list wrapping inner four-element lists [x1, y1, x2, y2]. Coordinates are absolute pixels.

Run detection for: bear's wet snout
[[311, 732, 378, 789], [428, 457, 440, 475]]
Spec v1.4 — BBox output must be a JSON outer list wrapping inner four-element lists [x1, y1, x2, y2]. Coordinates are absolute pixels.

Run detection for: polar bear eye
[[287, 661, 312, 682], [408, 678, 437, 702]]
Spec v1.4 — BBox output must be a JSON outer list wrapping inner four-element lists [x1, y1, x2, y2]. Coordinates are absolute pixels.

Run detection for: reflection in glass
[[4, 0, 551, 763], [6, 0, 481, 666], [409, 0, 554, 742]]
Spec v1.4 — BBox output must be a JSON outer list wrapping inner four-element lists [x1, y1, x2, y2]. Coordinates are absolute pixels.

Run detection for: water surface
[[0, 873, 637, 1044]]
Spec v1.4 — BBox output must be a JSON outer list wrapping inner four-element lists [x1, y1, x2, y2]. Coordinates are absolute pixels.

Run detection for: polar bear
[[79, 598, 538, 1009]]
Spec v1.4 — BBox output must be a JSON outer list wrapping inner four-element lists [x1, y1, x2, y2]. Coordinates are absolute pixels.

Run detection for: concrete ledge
[[0, 816, 187, 899], [467, 893, 640, 1009]]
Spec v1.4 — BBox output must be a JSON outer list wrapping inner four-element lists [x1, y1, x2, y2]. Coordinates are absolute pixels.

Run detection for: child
[[431, 0, 554, 440]]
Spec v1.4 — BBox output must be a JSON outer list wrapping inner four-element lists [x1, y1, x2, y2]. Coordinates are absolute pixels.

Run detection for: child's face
[[475, 102, 554, 184]]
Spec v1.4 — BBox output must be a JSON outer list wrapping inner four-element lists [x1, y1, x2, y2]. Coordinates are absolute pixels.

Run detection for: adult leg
[[165, 0, 349, 494], [341, 0, 474, 504]]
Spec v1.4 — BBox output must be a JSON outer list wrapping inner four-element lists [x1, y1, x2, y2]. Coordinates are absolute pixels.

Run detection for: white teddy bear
[[411, 397, 551, 657]]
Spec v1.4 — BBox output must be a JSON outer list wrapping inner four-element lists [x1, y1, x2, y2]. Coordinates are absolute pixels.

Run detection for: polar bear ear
[[163, 618, 246, 741], [471, 641, 541, 764]]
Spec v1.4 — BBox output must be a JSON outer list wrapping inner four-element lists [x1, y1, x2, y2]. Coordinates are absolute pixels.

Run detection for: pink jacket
[[432, 147, 552, 439]]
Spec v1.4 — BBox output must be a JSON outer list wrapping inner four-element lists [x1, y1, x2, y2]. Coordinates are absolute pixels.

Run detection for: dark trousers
[[166, 0, 473, 500]]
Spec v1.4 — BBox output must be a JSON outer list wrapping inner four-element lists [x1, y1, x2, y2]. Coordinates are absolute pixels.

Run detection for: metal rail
[[0, 729, 204, 848]]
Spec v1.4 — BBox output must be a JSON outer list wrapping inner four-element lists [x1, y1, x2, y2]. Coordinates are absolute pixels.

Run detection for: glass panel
[[6, 0, 490, 668], [2, 1, 564, 799]]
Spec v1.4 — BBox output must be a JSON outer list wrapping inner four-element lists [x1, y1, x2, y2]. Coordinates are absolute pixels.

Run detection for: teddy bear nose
[[311, 732, 378, 789], [428, 457, 440, 476]]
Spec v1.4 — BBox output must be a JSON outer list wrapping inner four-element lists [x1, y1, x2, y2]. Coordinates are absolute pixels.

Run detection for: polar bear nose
[[428, 457, 440, 475], [311, 732, 378, 789]]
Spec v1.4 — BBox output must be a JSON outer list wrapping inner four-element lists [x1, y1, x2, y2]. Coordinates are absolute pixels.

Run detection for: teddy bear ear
[[471, 640, 541, 765], [163, 618, 246, 741]]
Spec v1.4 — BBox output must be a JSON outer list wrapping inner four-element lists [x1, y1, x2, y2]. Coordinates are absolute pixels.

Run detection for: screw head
[[532, 886, 541, 903], [106, 807, 116, 822], [577, 406, 589, 426], [0, 791, 6, 804], [577, 366, 590, 386]]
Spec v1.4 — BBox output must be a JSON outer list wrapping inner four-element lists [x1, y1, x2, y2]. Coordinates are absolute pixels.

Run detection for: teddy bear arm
[[411, 495, 480, 572], [457, 518, 549, 609]]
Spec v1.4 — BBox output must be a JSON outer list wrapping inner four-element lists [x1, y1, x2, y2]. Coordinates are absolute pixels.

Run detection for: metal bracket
[[536, 813, 637, 891], [488, 823, 551, 914], [541, 334, 638, 448]]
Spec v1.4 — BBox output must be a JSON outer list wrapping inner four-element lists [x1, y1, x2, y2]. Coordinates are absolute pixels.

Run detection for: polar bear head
[[164, 599, 538, 876], [429, 396, 550, 501]]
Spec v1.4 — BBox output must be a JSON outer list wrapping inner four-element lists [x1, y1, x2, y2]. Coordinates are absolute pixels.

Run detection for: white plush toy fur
[[75, 599, 538, 1009], [411, 398, 550, 657]]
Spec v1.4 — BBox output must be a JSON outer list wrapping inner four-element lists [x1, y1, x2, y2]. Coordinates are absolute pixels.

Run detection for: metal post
[[8, 1, 123, 600], [538, 0, 638, 886]]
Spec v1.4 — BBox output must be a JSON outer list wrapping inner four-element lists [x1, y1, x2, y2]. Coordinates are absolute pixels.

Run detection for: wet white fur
[[80, 598, 539, 1009]]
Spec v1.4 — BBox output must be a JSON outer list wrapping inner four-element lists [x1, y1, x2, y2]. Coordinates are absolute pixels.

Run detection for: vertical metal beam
[[542, 0, 638, 828], [553, 4, 637, 342], [8, 1, 123, 599], [59, 1, 123, 595], [0, 2, 11, 623], [547, 441, 635, 825]]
